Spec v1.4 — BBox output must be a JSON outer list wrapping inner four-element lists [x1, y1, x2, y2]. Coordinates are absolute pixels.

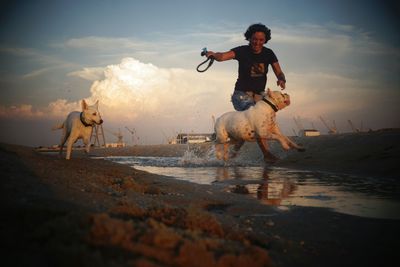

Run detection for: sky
[[0, 0, 399, 146]]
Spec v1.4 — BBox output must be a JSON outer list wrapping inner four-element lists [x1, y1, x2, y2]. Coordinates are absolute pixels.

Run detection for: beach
[[1, 130, 399, 267]]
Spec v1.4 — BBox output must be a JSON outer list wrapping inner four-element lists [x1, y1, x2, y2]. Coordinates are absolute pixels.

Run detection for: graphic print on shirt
[[250, 63, 265, 77]]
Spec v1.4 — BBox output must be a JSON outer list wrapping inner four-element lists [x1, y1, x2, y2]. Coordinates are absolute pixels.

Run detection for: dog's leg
[[256, 138, 279, 163], [285, 136, 305, 151], [272, 126, 305, 151], [66, 139, 73, 160], [230, 140, 244, 158], [223, 143, 230, 161], [59, 127, 68, 157], [83, 137, 91, 154], [215, 143, 223, 160], [66, 135, 77, 160]]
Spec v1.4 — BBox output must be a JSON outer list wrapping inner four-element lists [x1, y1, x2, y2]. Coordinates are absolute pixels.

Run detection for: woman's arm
[[271, 61, 286, 90], [206, 50, 235, 62]]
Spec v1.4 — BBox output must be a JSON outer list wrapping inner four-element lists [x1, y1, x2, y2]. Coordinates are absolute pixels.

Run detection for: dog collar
[[80, 112, 93, 127], [262, 98, 279, 112]]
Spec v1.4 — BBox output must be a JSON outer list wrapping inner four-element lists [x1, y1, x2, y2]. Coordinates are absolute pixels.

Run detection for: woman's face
[[250, 32, 266, 54]]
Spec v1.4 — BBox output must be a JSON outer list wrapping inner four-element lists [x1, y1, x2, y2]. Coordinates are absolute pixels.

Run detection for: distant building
[[176, 133, 214, 144], [299, 129, 320, 137], [106, 142, 126, 148]]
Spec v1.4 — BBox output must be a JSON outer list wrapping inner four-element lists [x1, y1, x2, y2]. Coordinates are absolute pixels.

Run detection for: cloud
[[0, 100, 80, 119], [0, 104, 44, 118], [67, 67, 105, 81], [0, 58, 233, 143], [84, 57, 232, 123], [62, 36, 153, 51], [1, 56, 398, 134]]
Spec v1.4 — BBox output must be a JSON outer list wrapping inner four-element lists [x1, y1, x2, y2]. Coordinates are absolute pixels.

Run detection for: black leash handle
[[196, 47, 214, 73]]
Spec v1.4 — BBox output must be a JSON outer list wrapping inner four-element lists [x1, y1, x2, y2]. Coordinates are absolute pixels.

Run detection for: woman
[[206, 23, 286, 111]]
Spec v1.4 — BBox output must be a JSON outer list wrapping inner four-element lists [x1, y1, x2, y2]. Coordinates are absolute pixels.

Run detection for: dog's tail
[[52, 122, 64, 131]]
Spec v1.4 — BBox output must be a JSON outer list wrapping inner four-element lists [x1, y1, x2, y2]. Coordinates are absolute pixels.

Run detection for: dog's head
[[81, 100, 103, 125], [266, 88, 291, 110]]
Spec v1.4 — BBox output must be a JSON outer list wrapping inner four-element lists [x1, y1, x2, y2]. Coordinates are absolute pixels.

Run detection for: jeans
[[231, 90, 256, 111]]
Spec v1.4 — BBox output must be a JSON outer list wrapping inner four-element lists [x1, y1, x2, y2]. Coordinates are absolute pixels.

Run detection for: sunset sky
[[0, 0, 399, 146]]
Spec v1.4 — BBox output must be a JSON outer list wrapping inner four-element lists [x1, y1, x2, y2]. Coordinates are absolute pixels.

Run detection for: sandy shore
[[1, 131, 399, 267]]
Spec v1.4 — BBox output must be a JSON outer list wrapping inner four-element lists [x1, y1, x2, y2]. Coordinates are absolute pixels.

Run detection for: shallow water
[[105, 151, 400, 220]]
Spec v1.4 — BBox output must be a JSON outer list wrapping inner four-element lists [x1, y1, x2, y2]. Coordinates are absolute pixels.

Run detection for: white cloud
[[0, 58, 233, 143], [63, 36, 153, 51], [68, 67, 105, 81]]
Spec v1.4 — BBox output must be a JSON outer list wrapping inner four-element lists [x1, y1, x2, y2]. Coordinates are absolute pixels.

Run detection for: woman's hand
[[277, 79, 286, 90]]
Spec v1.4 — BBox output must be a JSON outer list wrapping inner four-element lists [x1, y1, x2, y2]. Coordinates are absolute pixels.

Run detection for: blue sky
[[0, 0, 399, 146]]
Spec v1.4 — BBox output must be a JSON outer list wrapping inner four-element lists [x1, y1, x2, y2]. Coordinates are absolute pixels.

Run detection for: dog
[[214, 88, 304, 162], [52, 99, 103, 159]]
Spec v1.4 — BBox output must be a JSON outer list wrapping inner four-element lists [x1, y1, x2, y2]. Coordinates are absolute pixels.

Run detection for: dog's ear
[[81, 99, 88, 110], [94, 100, 99, 109]]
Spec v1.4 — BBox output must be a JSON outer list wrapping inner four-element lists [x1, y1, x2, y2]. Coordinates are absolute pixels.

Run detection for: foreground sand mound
[[2, 130, 399, 267]]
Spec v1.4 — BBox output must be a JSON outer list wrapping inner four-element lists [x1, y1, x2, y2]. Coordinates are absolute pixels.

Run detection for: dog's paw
[[297, 147, 306, 152], [264, 154, 279, 164]]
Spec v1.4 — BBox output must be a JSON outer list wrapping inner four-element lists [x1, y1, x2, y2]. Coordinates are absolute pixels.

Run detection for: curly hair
[[244, 23, 271, 43]]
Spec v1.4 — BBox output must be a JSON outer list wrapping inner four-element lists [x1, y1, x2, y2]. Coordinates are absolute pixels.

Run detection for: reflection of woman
[[206, 23, 286, 111]]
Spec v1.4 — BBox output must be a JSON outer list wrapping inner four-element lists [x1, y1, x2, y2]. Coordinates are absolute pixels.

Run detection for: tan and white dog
[[53, 100, 103, 160], [214, 89, 304, 162]]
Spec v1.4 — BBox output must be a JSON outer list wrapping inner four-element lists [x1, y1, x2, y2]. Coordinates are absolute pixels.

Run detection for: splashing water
[[105, 146, 400, 220]]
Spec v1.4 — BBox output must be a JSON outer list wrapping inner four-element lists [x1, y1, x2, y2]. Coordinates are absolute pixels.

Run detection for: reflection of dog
[[53, 100, 103, 160], [215, 89, 304, 162]]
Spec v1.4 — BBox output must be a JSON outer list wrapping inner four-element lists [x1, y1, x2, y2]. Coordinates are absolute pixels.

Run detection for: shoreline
[[2, 131, 399, 267], [73, 130, 399, 179]]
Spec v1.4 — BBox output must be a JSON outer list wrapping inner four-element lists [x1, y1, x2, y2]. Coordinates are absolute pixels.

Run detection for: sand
[[1, 130, 399, 267]]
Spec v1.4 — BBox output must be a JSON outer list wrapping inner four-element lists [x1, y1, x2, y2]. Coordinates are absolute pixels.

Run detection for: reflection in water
[[105, 156, 400, 220]]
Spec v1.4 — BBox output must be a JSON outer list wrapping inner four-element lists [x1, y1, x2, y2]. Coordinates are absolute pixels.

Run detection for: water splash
[[179, 145, 222, 167], [103, 145, 400, 220]]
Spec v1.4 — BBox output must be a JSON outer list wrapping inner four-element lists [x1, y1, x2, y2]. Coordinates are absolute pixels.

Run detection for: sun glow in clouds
[[85, 57, 232, 123]]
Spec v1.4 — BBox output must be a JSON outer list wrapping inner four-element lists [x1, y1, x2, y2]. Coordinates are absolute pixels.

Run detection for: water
[[104, 150, 400, 220]]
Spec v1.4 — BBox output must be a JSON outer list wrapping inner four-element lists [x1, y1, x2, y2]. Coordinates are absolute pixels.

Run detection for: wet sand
[[1, 131, 399, 267]]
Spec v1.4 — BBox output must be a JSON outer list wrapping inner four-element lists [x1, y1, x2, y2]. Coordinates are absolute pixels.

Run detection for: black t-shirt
[[231, 45, 278, 94]]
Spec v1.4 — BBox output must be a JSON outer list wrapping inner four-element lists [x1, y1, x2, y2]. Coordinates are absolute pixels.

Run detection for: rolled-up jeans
[[231, 90, 263, 111]]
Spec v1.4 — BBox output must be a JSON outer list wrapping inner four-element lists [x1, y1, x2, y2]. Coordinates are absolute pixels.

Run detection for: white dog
[[53, 99, 103, 160], [214, 89, 304, 162]]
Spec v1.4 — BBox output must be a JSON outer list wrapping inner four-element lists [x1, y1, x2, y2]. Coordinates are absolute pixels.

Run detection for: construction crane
[[332, 120, 338, 133], [294, 116, 320, 137], [293, 116, 304, 132], [348, 120, 359, 133], [293, 116, 304, 136], [106, 128, 124, 147], [125, 126, 136, 145], [161, 130, 176, 144], [319, 116, 338, 134], [211, 115, 216, 129], [90, 124, 106, 147]]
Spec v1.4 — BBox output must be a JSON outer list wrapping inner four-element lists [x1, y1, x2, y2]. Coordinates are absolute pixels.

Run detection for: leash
[[196, 47, 214, 73]]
